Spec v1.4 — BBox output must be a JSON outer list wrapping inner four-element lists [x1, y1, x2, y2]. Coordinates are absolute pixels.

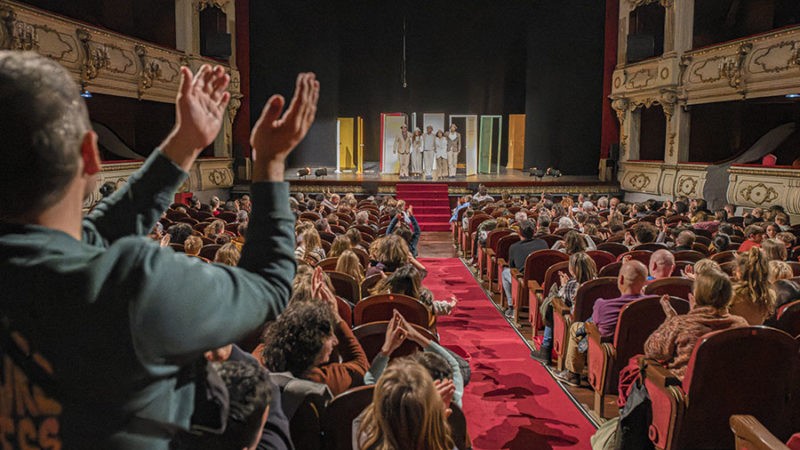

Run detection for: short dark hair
[[193, 359, 272, 450], [167, 223, 193, 245], [520, 219, 536, 240], [262, 301, 336, 377], [0, 52, 90, 219], [411, 352, 453, 382], [634, 223, 657, 244]]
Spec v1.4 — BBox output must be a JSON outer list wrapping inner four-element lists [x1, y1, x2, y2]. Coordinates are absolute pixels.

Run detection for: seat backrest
[[327, 271, 360, 305], [354, 294, 431, 329], [538, 234, 561, 248], [693, 228, 713, 239], [720, 261, 737, 276], [217, 211, 238, 223], [321, 385, 375, 450], [776, 299, 800, 337], [467, 214, 491, 234], [317, 257, 339, 271], [319, 231, 336, 244], [360, 274, 384, 299], [643, 277, 694, 300], [199, 244, 221, 260], [330, 224, 347, 235], [632, 243, 668, 252], [679, 327, 800, 449], [586, 250, 617, 270], [598, 261, 622, 278], [542, 261, 570, 295], [787, 261, 800, 277], [672, 250, 705, 263], [613, 296, 689, 371], [523, 250, 569, 285], [486, 228, 514, 250], [616, 250, 652, 265], [352, 248, 370, 270], [596, 242, 629, 257], [351, 321, 431, 362], [448, 403, 468, 450], [572, 277, 621, 323], [710, 250, 738, 263], [496, 234, 521, 261], [692, 242, 710, 254]]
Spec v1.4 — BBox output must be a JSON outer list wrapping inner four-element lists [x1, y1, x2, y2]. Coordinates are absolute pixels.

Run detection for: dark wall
[[249, 0, 340, 168], [249, 0, 605, 173], [524, 1, 606, 175]]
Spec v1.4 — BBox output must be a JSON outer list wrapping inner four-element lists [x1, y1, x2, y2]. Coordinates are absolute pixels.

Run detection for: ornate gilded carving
[[78, 29, 107, 83], [627, 0, 660, 8], [658, 89, 678, 121], [628, 173, 652, 191], [676, 175, 697, 196], [720, 42, 752, 90], [749, 41, 799, 74], [0, 5, 15, 49], [626, 68, 656, 89], [11, 17, 37, 50], [739, 183, 779, 205], [668, 132, 676, 157], [207, 168, 232, 186], [197, 0, 231, 11]]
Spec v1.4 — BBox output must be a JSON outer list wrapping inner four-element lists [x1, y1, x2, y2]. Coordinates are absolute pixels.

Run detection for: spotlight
[[297, 167, 311, 177], [786, 93, 800, 99], [314, 168, 328, 177], [80, 88, 92, 99], [546, 167, 562, 177]]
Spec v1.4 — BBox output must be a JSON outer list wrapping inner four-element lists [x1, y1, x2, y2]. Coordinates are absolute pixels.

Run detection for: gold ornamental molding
[[676, 175, 698, 197], [739, 183, 779, 206], [627, 173, 652, 191]]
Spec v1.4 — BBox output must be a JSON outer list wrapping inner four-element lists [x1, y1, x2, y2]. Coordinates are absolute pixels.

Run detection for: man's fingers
[[259, 95, 285, 127], [201, 65, 219, 94], [193, 64, 211, 91], [282, 73, 307, 127], [302, 78, 319, 131], [178, 67, 193, 97], [210, 72, 231, 102]]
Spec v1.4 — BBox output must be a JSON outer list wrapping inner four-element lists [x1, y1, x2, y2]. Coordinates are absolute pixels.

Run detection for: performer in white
[[422, 125, 436, 179], [434, 129, 448, 181], [411, 127, 423, 178], [446, 123, 462, 178], [393, 124, 412, 178]]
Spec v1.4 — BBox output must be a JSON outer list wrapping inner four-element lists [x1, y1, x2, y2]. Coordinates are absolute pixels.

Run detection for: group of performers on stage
[[393, 123, 462, 179]]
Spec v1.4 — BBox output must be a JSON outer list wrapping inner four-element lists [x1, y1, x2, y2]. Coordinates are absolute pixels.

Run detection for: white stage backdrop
[[380, 113, 407, 174], [423, 113, 445, 135]]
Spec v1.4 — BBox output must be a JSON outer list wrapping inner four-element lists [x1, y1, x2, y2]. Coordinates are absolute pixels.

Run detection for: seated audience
[[761, 238, 788, 262], [387, 205, 421, 257], [737, 224, 765, 252], [673, 230, 696, 251], [644, 269, 748, 381], [533, 252, 598, 363], [502, 219, 548, 318], [356, 359, 455, 450], [184, 235, 203, 258], [647, 249, 675, 281], [335, 249, 364, 283], [215, 242, 242, 266], [371, 265, 457, 326], [295, 227, 326, 263], [329, 235, 352, 259], [346, 227, 367, 251], [768, 260, 793, 284], [730, 248, 775, 325], [555, 261, 648, 386], [552, 230, 596, 254]]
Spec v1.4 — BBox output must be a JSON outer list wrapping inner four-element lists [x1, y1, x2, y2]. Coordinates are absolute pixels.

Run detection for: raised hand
[[659, 294, 677, 318], [380, 311, 407, 356], [558, 271, 570, 287], [162, 65, 231, 171], [159, 234, 171, 248], [251, 73, 320, 181], [434, 378, 455, 416]]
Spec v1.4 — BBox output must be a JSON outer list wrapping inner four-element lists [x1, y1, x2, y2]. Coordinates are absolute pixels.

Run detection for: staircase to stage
[[395, 184, 451, 232]]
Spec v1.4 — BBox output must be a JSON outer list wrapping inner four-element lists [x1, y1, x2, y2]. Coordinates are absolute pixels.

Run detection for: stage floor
[[281, 167, 620, 196]]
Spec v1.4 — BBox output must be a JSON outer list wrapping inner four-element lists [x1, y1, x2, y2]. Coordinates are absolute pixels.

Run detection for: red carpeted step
[[396, 183, 452, 232], [417, 223, 451, 232]]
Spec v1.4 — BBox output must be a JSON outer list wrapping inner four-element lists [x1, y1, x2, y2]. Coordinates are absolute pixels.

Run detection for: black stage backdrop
[[250, 0, 606, 175]]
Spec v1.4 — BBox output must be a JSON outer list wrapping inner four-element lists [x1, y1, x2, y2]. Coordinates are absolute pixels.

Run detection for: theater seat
[[586, 295, 689, 417], [776, 299, 800, 338], [354, 294, 431, 330], [586, 250, 617, 270], [643, 277, 694, 300], [491, 234, 521, 304], [730, 415, 796, 450], [479, 229, 514, 281], [644, 327, 799, 450], [530, 261, 570, 343], [322, 385, 374, 450], [551, 277, 620, 372], [327, 271, 361, 306], [616, 250, 652, 266], [317, 257, 339, 271], [510, 250, 568, 328], [352, 320, 434, 362]]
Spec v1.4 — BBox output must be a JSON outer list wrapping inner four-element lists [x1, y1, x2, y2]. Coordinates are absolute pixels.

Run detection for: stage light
[[528, 167, 545, 178], [314, 168, 328, 177], [546, 167, 563, 177], [786, 93, 800, 99], [80, 88, 92, 98], [297, 167, 311, 177]]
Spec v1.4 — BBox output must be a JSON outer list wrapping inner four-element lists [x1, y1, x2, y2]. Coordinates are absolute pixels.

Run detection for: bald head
[[649, 249, 675, 280], [618, 260, 648, 294]]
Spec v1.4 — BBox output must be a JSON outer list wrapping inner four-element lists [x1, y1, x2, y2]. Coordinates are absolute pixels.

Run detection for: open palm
[[175, 65, 231, 150]]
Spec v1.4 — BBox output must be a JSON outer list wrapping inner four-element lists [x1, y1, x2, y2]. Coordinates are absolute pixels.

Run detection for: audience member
[[502, 219, 547, 318], [738, 224, 765, 252], [730, 248, 775, 325], [648, 249, 676, 281]]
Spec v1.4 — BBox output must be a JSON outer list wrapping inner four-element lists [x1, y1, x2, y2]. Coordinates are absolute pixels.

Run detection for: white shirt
[[423, 132, 436, 150], [434, 136, 447, 158]]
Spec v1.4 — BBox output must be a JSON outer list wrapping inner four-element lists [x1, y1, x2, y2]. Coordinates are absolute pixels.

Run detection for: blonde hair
[[183, 235, 202, 256], [734, 248, 775, 311], [768, 260, 793, 284], [369, 235, 410, 271], [693, 259, 721, 276], [335, 250, 364, 283], [761, 238, 787, 262], [204, 219, 226, 238], [300, 228, 322, 260], [693, 269, 733, 309], [214, 243, 241, 266], [358, 359, 453, 450], [569, 252, 597, 284], [329, 235, 352, 259]]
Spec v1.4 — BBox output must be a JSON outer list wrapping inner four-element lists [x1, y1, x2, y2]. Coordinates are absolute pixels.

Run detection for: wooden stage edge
[[277, 168, 622, 196]]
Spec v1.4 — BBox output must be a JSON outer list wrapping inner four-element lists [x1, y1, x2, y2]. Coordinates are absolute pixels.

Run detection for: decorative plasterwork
[[619, 161, 709, 199], [728, 166, 800, 219], [627, 0, 672, 8], [676, 174, 698, 197]]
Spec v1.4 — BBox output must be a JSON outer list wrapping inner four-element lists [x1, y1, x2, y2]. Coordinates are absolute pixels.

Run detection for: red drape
[[600, 0, 620, 159]]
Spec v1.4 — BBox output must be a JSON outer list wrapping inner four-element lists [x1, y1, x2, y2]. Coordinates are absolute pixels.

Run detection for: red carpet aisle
[[420, 258, 596, 449], [396, 184, 451, 232]]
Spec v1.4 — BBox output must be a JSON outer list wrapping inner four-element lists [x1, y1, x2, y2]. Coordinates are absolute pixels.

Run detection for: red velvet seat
[[531, 261, 570, 343], [586, 295, 689, 417], [353, 224, 376, 237], [168, 243, 185, 253], [359, 274, 383, 299], [351, 247, 370, 269], [596, 242, 630, 257], [672, 250, 705, 263], [787, 262, 800, 277], [352, 320, 434, 362], [598, 261, 623, 278], [510, 250, 568, 328], [551, 277, 620, 371], [720, 261, 737, 276], [320, 240, 332, 254], [300, 211, 322, 222], [479, 229, 514, 280], [329, 224, 346, 235], [354, 294, 431, 330], [321, 385, 374, 450], [586, 250, 617, 270], [491, 234, 521, 302], [327, 271, 361, 306], [644, 327, 800, 450], [199, 244, 221, 260], [730, 415, 797, 450], [335, 295, 354, 326], [319, 231, 336, 244], [217, 211, 238, 223], [643, 277, 694, 300], [616, 250, 653, 265], [538, 234, 561, 248], [460, 213, 490, 257], [317, 257, 339, 271], [776, 299, 800, 338], [633, 243, 668, 252]]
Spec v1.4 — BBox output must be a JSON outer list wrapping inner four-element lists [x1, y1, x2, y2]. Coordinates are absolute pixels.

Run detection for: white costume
[[411, 131, 423, 176], [446, 130, 462, 177], [393, 131, 412, 177], [434, 135, 448, 180], [422, 130, 436, 177]]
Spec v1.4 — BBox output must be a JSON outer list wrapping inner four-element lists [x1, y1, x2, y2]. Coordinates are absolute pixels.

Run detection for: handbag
[[615, 375, 654, 450]]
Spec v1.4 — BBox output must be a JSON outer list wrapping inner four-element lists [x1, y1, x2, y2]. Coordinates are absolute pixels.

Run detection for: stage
[[280, 166, 621, 197]]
